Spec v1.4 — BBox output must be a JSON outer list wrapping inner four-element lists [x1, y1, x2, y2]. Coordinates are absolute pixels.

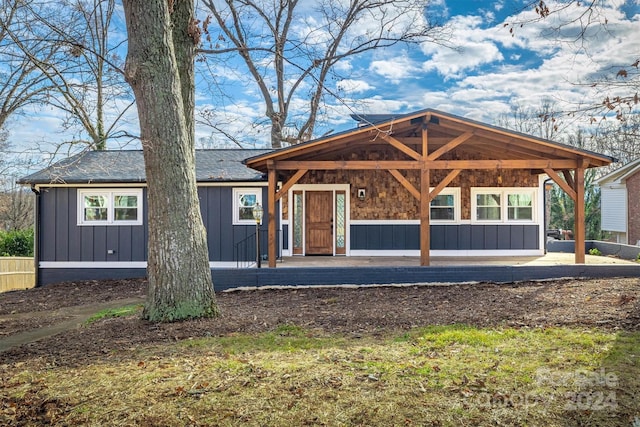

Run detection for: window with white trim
[[429, 188, 460, 222], [471, 188, 536, 223], [476, 192, 502, 221], [233, 188, 262, 225], [77, 189, 143, 225], [507, 193, 533, 220]]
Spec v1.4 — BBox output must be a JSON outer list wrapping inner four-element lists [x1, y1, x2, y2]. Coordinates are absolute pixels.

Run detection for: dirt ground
[[0, 277, 639, 367]]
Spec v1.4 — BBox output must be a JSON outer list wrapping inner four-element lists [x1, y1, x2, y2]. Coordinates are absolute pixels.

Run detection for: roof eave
[[244, 108, 616, 170]]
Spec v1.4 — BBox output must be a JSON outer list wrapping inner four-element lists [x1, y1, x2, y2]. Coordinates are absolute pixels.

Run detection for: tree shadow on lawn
[[559, 295, 640, 427]]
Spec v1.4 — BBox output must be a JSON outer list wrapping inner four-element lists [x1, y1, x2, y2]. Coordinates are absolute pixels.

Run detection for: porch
[[211, 252, 640, 291], [244, 109, 615, 268], [274, 252, 638, 268]]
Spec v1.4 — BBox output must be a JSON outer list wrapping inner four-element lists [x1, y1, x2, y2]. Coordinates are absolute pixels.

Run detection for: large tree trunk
[[122, 0, 219, 321]]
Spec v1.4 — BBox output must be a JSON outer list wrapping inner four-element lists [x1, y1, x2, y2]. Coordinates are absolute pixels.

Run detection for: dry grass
[[2, 324, 639, 426]]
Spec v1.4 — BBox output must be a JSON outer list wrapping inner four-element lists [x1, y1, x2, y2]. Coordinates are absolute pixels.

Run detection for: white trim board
[[349, 249, 544, 257], [39, 261, 242, 269]]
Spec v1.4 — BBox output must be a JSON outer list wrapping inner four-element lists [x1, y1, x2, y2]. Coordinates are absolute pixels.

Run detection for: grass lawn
[[2, 323, 639, 426]]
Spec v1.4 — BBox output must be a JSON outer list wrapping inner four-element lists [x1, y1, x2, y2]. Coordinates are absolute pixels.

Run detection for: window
[[508, 193, 533, 220], [78, 189, 143, 225], [472, 188, 536, 223], [430, 194, 455, 221], [233, 188, 262, 224], [430, 188, 460, 222], [476, 193, 501, 221]]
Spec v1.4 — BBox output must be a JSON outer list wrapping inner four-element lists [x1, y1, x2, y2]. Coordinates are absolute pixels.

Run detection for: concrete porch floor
[[275, 253, 638, 268]]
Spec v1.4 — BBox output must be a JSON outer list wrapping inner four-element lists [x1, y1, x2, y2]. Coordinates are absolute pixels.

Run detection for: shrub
[[588, 247, 602, 256], [0, 228, 34, 257]]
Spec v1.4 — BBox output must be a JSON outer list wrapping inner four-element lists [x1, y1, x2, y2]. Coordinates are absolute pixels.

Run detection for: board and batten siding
[[38, 186, 271, 264], [197, 186, 271, 262], [39, 187, 148, 262], [600, 187, 627, 233], [350, 224, 539, 251]]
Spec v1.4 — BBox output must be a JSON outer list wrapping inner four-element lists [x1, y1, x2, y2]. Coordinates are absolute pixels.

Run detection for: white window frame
[[506, 190, 535, 222], [77, 189, 143, 226], [232, 187, 263, 225], [471, 187, 537, 224], [429, 187, 460, 223]]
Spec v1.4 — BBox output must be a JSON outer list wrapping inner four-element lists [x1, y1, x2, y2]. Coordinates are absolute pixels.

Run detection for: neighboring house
[[19, 109, 614, 285], [596, 158, 640, 246]]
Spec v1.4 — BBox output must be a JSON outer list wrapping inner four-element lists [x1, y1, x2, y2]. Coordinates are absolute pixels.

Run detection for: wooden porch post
[[267, 163, 277, 268], [420, 165, 430, 266], [420, 120, 430, 266], [574, 167, 586, 264]]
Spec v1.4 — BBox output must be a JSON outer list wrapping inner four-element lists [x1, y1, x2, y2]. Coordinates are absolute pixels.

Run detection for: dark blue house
[[19, 109, 614, 285]]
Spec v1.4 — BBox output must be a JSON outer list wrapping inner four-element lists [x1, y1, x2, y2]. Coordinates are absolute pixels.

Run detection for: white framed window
[[429, 187, 460, 222], [476, 192, 502, 221], [507, 192, 533, 221], [233, 188, 262, 225], [77, 189, 143, 226], [471, 188, 536, 223]]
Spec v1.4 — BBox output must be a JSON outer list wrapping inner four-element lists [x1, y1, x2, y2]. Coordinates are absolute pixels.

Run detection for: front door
[[305, 191, 333, 255]]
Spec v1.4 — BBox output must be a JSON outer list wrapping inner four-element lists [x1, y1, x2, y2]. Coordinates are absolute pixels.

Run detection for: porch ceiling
[[244, 109, 614, 172]]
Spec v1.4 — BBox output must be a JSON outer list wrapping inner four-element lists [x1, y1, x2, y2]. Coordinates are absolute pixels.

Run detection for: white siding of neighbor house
[[601, 187, 627, 232]]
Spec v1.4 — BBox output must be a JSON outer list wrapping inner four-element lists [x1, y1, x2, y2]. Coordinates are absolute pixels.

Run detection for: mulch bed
[[0, 277, 638, 367]]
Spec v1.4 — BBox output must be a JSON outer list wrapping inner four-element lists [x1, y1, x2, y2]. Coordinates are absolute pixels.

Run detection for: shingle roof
[[596, 158, 640, 186], [18, 149, 273, 185]]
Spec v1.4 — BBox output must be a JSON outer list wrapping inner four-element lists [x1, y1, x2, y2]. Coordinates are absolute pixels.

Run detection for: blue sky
[[5, 0, 640, 169]]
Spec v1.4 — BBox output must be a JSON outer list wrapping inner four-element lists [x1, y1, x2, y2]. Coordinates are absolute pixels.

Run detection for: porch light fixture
[[252, 203, 263, 268], [357, 188, 366, 201], [252, 202, 263, 223]]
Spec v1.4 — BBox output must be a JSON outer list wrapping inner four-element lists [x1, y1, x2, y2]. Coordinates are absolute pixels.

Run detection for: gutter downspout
[[30, 186, 40, 287]]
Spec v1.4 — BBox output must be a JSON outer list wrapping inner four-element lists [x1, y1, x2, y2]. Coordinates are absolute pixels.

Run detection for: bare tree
[[199, 0, 451, 148], [590, 114, 640, 165], [0, 179, 34, 231], [506, 1, 639, 125], [0, 0, 60, 131], [2, 0, 134, 151], [122, 0, 219, 321], [0, 130, 34, 231], [497, 101, 569, 141]]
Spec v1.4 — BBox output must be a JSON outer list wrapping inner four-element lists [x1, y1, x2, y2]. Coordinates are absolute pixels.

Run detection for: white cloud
[[336, 79, 374, 94], [369, 55, 420, 84], [420, 15, 504, 78]]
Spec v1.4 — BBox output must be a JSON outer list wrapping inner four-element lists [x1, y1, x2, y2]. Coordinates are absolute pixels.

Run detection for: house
[[19, 109, 614, 285], [18, 149, 271, 285], [596, 158, 640, 246]]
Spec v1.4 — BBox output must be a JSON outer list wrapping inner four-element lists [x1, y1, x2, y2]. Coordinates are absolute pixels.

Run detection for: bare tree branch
[[199, 0, 453, 148]]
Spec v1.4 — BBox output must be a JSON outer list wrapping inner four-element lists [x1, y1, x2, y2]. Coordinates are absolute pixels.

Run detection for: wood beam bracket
[[427, 132, 473, 161], [275, 169, 307, 201], [544, 168, 576, 201], [562, 170, 575, 190], [429, 169, 462, 202], [379, 133, 422, 160], [389, 169, 421, 200]]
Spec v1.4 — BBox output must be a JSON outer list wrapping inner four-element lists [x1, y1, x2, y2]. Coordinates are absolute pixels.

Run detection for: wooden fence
[[0, 257, 35, 292]]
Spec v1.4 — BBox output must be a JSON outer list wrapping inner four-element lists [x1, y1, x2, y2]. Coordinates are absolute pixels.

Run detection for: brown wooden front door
[[305, 191, 333, 255]]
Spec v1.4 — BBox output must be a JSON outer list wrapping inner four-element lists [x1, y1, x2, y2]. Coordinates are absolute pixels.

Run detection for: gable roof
[[18, 149, 273, 185], [244, 108, 614, 171], [596, 158, 640, 186]]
